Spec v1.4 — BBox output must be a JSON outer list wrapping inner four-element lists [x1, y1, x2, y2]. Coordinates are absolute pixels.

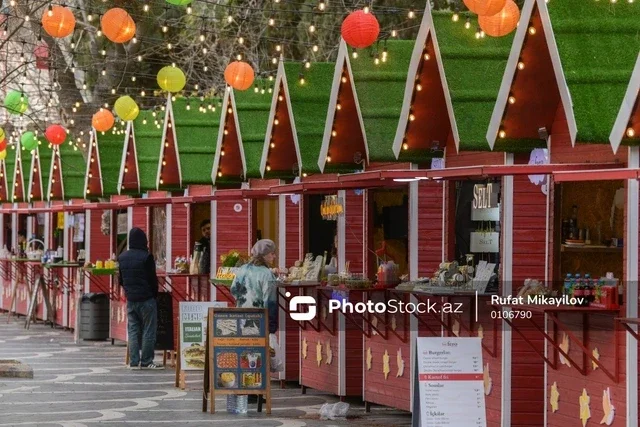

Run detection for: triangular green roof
[[234, 80, 272, 179], [173, 97, 220, 185], [134, 110, 163, 192], [58, 140, 86, 199], [351, 40, 413, 162], [433, 11, 514, 151], [97, 126, 126, 196], [547, 0, 640, 143], [285, 62, 333, 175]]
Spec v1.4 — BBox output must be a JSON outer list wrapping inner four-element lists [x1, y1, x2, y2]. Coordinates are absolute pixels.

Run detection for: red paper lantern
[[341, 10, 380, 49], [463, 0, 507, 16], [41, 5, 76, 38], [224, 61, 255, 91], [92, 109, 115, 132], [479, 0, 520, 37], [45, 125, 67, 146], [0, 139, 6, 151], [101, 8, 136, 43]]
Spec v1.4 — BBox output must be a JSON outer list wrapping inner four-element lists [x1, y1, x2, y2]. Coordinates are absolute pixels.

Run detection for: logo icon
[[286, 292, 317, 321]]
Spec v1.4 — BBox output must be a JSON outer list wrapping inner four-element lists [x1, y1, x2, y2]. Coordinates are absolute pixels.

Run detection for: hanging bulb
[[270, 143, 275, 149], [238, 37, 244, 45], [269, 17, 275, 26], [508, 96, 516, 105], [97, 30, 102, 37], [101, 68, 106, 76], [47, 4, 53, 17], [203, 47, 208, 54], [141, 90, 146, 97], [318, 0, 325, 10], [276, 44, 282, 52], [408, 9, 415, 18], [87, 12, 93, 22], [465, 19, 471, 30], [143, 4, 150, 12], [627, 128, 636, 138], [186, 5, 192, 14], [137, 55, 142, 62], [341, 76, 347, 84], [162, 24, 168, 33], [391, 29, 397, 37], [309, 25, 316, 33], [336, 103, 342, 110], [424, 53, 430, 61], [416, 83, 422, 91], [272, 57, 278, 65], [352, 50, 358, 59], [517, 61, 525, 70], [452, 13, 459, 22], [528, 27, 536, 35], [200, 33, 205, 42], [499, 130, 506, 138], [313, 45, 319, 52], [227, 15, 233, 23], [305, 61, 311, 69]]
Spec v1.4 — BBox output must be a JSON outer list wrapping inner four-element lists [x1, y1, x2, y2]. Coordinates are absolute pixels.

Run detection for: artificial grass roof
[[285, 62, 334, 175], [547, 0, 640, 144], [134, 109, 163, 192], [58, 139, 87, 199], [172, 97, 220, 185], [233, 80, 272, 179], [432, 11, 514, 151], [15, 145, 27, 201], [97, 127, 126, 197], [350, 40, 413, 162]]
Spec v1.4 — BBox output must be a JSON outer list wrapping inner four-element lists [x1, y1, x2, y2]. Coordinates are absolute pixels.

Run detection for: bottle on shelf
[[563, 273, 573, 296], [584, 274, 592, 304], [573, 274, 583, 306], [569, 205, 579, 240]]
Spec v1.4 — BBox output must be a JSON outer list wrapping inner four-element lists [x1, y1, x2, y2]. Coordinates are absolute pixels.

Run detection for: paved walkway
[[0, 313, 411, 426]]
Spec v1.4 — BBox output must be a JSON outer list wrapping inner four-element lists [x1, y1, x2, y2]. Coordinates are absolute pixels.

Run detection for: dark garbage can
[[80, 293, 110, 340]]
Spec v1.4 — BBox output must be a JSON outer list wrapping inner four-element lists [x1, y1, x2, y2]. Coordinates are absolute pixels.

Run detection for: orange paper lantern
[[479, 0, 520, 37], [101, 8, 136, 43], [224, 61, 255, 91], [92, 109, 115, 132], [42, 5, 76, 38], [463, 0, 507, 16], [0, 139, 6, 151], [341, 10, 380, 49]]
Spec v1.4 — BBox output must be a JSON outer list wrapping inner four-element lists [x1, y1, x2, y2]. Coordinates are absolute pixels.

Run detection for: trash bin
[[80, 293, 110, 340]]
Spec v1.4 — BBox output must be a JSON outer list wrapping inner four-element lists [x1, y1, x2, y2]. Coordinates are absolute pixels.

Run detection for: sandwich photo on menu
[[182, 343, 206, 368]]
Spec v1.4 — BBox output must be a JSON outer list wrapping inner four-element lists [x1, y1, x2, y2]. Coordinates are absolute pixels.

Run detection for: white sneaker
[[128, 364, 140, 370], [141, 363, 164, 370]]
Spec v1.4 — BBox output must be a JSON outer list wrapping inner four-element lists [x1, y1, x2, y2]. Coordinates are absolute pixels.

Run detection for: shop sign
[[321, 195, 344, 220], [470, 232, 499, 253], [471, 183, 500, 221], [179, 301, 228, 371], [528, 148, 549, 185]]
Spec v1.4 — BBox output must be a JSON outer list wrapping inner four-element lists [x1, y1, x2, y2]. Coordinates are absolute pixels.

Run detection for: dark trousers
[[127, 298, 157, 367]]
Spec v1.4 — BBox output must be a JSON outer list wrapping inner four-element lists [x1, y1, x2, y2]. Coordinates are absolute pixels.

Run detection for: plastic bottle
[[226, 395, 248, 414], [573, 274, 583, 306], [563, 274, 572, 296], [584, 274, 592, 304]]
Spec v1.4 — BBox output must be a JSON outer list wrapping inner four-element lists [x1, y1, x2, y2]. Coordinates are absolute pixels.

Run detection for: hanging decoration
[[0, 140, 6, 151], [45, 125, 67, 146], [366, 347, 372, 370], [559, 333, 571, 367], [157, 66, 186, 92], [478, 0, 520, 37], [550, 382, 560, 412], [601, 388, 615, 425], [0, 150, 6, 161], [396, 348, 405, 377], [114, 96, 140, 121], [483, 363, 492, 395], [166, 0, 192, 4], [316, 341, 323, 367], [341, 9, 380, 49], [101, 8, 136, 43], [224, 61, 255, 91], [21, 132, 38, 151], [463, 0, 507, 16], [325, 340, 333, 365], [302, 337, 308, 359], [579, 389, 590, 427], [4, 90, 28, 115], [382, 349, 390, 380], [41, 5, 76, 38], [591, 348, 600, 370], [92, 109, 115, 132]]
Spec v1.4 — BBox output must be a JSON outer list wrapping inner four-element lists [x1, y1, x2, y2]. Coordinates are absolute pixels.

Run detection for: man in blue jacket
[[118, 228, 162, 369]]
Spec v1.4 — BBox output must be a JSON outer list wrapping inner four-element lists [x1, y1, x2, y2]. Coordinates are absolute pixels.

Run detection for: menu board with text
[[179, 301, 228, 371], [413, 337, 486, 427]]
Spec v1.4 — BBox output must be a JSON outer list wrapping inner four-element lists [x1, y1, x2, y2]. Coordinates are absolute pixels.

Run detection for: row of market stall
[[1, 0, 640, 425]]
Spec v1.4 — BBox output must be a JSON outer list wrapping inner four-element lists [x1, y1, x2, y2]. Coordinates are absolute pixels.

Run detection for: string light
[[499, 130, 506, 138], [403, 143, 409, 150], [409, 113, 416, 121], [416, 83, 423, 91], [508, 96, 516, 104], [627, 128, 636, 138], [424, 53, 430, 61], [528, 27, 536, 35], [143, 4, 150, 12], [331, 130, 337, 137], [391, 29, 397, 37], [313, 45, 319, 52], [452, 13, 459, 22], [465, 19, 471, 30], [269, 18, 275, 26], [408, 9, 415, 18], [309, 25, 316, 33], [336, 103, 342, 110], [352, 50, 358, 59], [517, 61, 525, 70], [318, 1, 325, 10]]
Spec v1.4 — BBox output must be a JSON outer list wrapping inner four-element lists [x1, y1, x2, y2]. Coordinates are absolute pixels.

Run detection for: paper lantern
[[224, 61, 255, 91], [4, 90, 28, 115], [341, 10, 380, 49], [101, 8, 136, 43], [157, 66, 186, 92], [42, 5, 76, 38], [0, 128, 4, 141], [0, 139, 6, 151], [479, 0, 520, 37], [21, 132, 38, 151], [114, 96, 140, 121], [0, 150, 6, 161], [45, 125, 67, 146], [166, 0, 192, 4], [92, 109, 115, 132], [463, 0, 507, 16]]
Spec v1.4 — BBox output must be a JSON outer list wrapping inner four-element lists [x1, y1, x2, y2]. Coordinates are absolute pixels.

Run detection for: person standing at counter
[[230, 239, 279, 405], [118, 227, 162, 370], [198, 219, 211, 275]]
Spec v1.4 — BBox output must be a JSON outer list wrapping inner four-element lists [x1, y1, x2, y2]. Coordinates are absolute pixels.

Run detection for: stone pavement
[[0, 313, 411, 427]]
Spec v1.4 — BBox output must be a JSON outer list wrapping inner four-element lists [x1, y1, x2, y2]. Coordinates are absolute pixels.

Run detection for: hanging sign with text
[[471, 183, 500, 221]]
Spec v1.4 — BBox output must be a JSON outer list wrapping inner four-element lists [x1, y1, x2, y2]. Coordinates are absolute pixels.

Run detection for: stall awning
[[83, 202, 119, 210], [552, 168, 640, 182]]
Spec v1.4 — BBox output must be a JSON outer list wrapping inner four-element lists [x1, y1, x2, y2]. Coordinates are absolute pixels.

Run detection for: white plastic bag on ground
[[319, 402, 350, 420], [269, 333, 284, 373]]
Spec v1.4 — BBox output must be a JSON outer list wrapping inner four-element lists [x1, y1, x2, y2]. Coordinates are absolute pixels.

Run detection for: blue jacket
[[118, 228, 158, 302], [230, 263, 278, 334]]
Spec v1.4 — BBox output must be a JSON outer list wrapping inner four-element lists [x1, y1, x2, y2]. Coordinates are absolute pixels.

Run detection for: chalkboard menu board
[[202, 307, 271, 414], [155, 292, 174, 351]]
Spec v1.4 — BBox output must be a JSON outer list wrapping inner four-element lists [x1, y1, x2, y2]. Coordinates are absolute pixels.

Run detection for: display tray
[[44, 262, 82, 268], [84, 268, 118, 276], [211, 279, 233, 287]]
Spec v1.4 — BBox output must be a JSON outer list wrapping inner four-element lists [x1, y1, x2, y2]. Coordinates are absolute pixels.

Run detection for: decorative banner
[[179, 301, 228, 371], [321, 195, 344, 221], [431, 157, 445, 170], [550, 382, 560, 412]]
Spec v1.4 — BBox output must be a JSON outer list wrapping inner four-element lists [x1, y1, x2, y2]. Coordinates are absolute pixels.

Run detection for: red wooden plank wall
[[170, 203, 189, 351], [345, 190, 365, 275], [510, 154, 547, 426], [131, 206, 148, 234], [417, 180, 444, 276], [215, 199, 251, 270], [546, 103, 627, 426], [88, 210, 111, 294], [285, 197, 300, 267]]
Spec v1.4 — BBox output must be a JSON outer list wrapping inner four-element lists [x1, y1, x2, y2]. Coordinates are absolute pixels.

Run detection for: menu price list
[[416, 338, 486, 427]]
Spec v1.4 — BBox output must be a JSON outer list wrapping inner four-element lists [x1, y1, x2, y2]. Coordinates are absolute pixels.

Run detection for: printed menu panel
[[210, 308, 268, 393], [414, 337, 486, 427], [179, 302, 228, 371]]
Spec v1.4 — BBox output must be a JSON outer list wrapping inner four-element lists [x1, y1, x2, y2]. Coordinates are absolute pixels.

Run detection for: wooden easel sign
[[202, 307, 271, 415], [175, 301, 228, 389]]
